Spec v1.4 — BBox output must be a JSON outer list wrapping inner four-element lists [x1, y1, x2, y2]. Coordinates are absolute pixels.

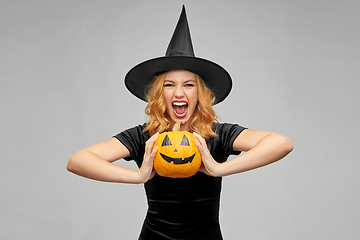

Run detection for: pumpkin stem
[[172, 121, 184, 132]]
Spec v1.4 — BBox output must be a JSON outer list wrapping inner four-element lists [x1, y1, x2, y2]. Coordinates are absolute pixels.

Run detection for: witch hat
[[125, 5, 232, 105]]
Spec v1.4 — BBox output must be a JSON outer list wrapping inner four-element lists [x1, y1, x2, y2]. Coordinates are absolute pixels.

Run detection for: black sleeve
[[217, 123, 247, 156], [113, 123, 149, 167], [208, 123, 247, 163]]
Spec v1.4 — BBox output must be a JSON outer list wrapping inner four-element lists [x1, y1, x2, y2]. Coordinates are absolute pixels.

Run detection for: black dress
[[114, 123, 246, 240]]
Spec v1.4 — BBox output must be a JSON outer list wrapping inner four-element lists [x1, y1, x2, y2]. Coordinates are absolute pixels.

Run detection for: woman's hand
[[193, 132, 221, 177], [137, 132, 159, 183], [193, 130, 293, 178]]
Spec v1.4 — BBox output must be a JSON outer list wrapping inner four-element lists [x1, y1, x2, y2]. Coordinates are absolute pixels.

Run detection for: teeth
[[173, 102, 187, 106]]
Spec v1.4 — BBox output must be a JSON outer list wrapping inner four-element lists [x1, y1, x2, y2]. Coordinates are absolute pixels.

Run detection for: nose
[[174, 86, 184, 98]]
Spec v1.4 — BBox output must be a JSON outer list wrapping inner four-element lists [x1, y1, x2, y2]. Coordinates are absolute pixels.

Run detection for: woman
[[67, 6, 292, 240]]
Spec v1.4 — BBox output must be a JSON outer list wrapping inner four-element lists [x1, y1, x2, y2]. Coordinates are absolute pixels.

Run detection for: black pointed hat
[[125, 5, 232, 105]]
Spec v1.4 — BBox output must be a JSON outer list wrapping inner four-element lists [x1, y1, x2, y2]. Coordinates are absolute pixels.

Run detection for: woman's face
[[163, 69, 198, 130]]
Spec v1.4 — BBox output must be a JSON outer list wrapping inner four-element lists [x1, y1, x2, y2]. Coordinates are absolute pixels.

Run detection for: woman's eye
[[184, 84, 194, 87], [164, 84, 174, 87]]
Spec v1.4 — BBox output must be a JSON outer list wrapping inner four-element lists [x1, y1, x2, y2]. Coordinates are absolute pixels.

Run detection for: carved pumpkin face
[[153, 131, 201, 178]]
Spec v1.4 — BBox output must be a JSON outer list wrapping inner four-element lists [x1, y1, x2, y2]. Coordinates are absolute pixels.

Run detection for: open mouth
[[160, 153, 195, 164], [172, 101, 188, 118]]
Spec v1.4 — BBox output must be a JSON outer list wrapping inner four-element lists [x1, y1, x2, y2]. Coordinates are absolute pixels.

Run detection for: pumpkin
[[153, 122, 201, 178]]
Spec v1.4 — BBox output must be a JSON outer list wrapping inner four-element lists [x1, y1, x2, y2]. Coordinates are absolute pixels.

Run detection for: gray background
[[1, 0, 359, 239]]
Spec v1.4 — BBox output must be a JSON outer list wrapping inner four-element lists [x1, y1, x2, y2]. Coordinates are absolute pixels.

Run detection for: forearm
[[217, 133, 293, 177], [67, 150, 143, 184]]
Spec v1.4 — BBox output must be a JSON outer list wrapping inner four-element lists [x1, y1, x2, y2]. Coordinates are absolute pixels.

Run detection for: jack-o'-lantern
[[153, 122, 201, 178]]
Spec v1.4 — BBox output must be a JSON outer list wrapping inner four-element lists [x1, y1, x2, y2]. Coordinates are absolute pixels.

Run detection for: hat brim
[[125, 56, 232, 105]]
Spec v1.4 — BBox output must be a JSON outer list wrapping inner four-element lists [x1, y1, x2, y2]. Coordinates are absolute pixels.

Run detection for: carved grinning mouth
[[160, 153, 196, 165]]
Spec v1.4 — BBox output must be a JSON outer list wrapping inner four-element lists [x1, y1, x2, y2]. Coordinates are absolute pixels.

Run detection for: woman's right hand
[[137, 132, 159, 183], [67, 133, 159, 184]]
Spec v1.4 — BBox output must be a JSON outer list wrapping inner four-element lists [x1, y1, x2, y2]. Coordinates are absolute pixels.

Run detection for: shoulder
[[113, 123, 150, 151], [114, 123, 149, 141], [213, 122, 247, 137], [206, 122, 247, 159], [112, 123, 149, 164]]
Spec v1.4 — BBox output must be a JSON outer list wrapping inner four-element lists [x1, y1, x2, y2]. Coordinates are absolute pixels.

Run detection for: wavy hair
[[143, 71, 218, 139]]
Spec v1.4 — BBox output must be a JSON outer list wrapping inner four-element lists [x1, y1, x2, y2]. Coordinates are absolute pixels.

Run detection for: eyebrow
[[185, 80, 196, 83], [163, 79, 196, 83]]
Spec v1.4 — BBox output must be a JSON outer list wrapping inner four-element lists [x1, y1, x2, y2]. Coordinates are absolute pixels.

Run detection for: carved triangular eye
[[162, 135, 172, 146], [180, 135, 190, 146]]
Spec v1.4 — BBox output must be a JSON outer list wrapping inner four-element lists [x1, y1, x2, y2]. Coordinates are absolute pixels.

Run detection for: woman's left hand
[[193, 132, 221, 177], [194, 129, 293, 178]]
